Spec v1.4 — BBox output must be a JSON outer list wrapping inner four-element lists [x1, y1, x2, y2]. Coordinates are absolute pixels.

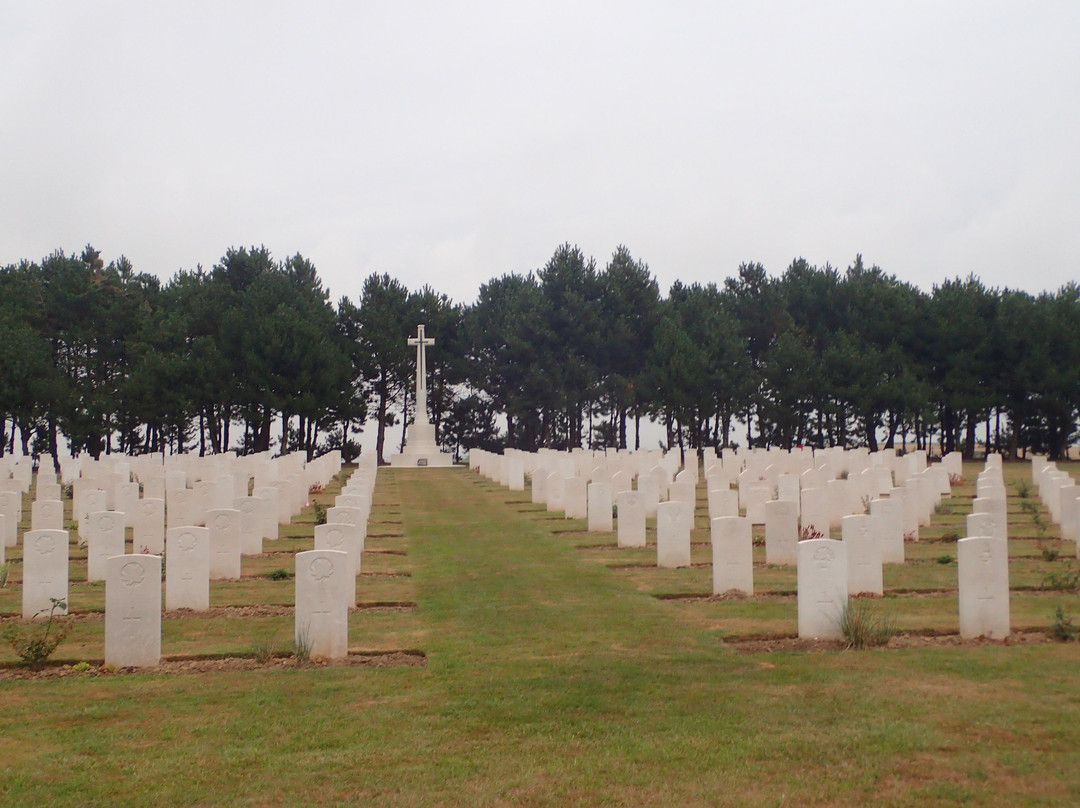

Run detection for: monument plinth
[[390, 324, 454, 468]]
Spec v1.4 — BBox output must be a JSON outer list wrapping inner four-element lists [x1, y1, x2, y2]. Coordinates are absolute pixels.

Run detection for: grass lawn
[[1, 462, 1079, 806]]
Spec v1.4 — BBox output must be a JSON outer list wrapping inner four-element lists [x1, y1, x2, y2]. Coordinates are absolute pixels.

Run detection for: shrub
[[268, 568, 291, 581], [253, 638, 280, 664], [313, 501, 328, 526], [0, 563, 8, 588], [3, 598, 70, 669], [936, 554, 954, 565], [798, 524, 824, 541], [1015, 479, 1032, 499], [1041, 564, 1080, 592], [1050, 606, 1078, 642], [939, 531, 960, 543], [294, 626, 312, 663], [839, 598, 895, 649]]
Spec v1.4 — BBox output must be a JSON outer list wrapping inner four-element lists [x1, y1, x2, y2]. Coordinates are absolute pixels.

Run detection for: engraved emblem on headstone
[[310, 556, 335, 582], [121, 561, 145, 588]]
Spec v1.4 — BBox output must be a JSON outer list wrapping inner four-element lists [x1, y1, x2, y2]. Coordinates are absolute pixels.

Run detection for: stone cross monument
[[390, 324, 453, 467], [408, 324, 435, 425]]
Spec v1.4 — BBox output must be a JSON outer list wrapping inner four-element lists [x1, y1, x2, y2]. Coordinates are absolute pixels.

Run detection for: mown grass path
[[1, 466, 1079, 807]]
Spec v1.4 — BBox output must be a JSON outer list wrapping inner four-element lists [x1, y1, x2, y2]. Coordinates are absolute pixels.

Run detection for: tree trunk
[[399, 387, 409, 453], [375, 386, 388, 465]]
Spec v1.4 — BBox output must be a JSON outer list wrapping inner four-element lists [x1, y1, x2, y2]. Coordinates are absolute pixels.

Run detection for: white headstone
[[233, 497, 263, 555], [797, 538, 847, 640], [637, 475, 660, 519], [314, 523, 361, 608], [966, 511, 1006, 545], [800, 489, 831, 540], [870, 497, 905, 564], [615, 491, 646, 548], [295, 549, 350, 659], [0, 491, 20, 546], [166, 487, 197, 530], [741, 482, 771, 525], [85, 510, 125, 582], [842, 514, 883, 596], [115, 482, 141, 527], [546, 473, 565, 513], [31, 499, 65, 531], [656, 501, 693, 568], [587, 483, 613, 532], [563, 477, 588, 520], [207, 508, 242, 580], [22, 528, 69, 619], [958, 535, 1010, 639], [105, 553, 161, 667], [764, 499, 798, 565], [133, 497, 165, 554], [707, 487, 738, 520], [507, 456, 525, 491], [531, 469, 548, 504], [711, 516, 753, 596], [165, 526, 210, 611]]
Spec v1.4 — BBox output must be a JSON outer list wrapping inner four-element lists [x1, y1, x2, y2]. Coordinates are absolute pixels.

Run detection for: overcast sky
[[3, 2, 1078, 306]]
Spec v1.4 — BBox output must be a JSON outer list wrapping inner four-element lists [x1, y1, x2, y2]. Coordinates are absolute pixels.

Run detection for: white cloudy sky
[[2, 1, 1078, 306]]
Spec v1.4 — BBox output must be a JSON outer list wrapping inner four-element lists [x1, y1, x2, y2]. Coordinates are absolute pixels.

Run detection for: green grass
[[1, 462, 1079, 806]]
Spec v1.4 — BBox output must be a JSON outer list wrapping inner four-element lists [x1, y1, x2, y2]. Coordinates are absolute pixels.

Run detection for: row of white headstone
[[473, 447, 1016, 640], [1, 451, 358, 667], [6, 452, 343, 619], [1032, 455, 1080, 552]]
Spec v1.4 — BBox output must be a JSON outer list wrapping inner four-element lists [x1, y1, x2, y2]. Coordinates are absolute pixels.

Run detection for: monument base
[[388, 419, 455, 468]]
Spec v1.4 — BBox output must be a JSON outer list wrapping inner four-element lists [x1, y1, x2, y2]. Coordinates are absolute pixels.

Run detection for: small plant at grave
[[1041, 545, 1061, 562], [308, 482, 324, 496], [933, 501, 949, 516], [63, 483, 73, 499], [1020, 498, 1048, 538], [1015, 479, 1032, 499], [1041, 564, 1080, 592], [798, 524, 824, 541], [949, 473, 966, 487], [1050, 606, 1078, 642], [71, 661, 93, 673], [313, 501, 328, 526], [939, 530, 960, 543], [840, 471, 849, 480], [2, 598, 71, 670], [252, 638, 280, 664], [294, 626, 312, 663], [936, 554, 954, 565], [903, 530, 918, 543], [839, 598, 895, 649], [0, 563, 8, 588], [268, 568, 291, 581], [861, 495, 872, 515]]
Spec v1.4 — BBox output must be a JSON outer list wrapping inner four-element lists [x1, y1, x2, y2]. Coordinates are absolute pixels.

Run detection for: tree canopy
[[3, 245, 1078, 463]]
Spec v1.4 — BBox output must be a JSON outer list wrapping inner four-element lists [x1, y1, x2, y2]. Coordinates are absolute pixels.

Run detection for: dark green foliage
[[3, 598, 70, 669], [1, 244, 1077, 461], [1050, 606, 1078, 641]]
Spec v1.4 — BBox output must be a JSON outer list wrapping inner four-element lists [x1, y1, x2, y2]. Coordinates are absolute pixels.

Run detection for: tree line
[[2, 243, 1078, 464]]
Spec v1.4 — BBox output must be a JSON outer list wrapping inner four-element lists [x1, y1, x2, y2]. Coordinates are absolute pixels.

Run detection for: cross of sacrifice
[[407, 324, 435, 420]]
